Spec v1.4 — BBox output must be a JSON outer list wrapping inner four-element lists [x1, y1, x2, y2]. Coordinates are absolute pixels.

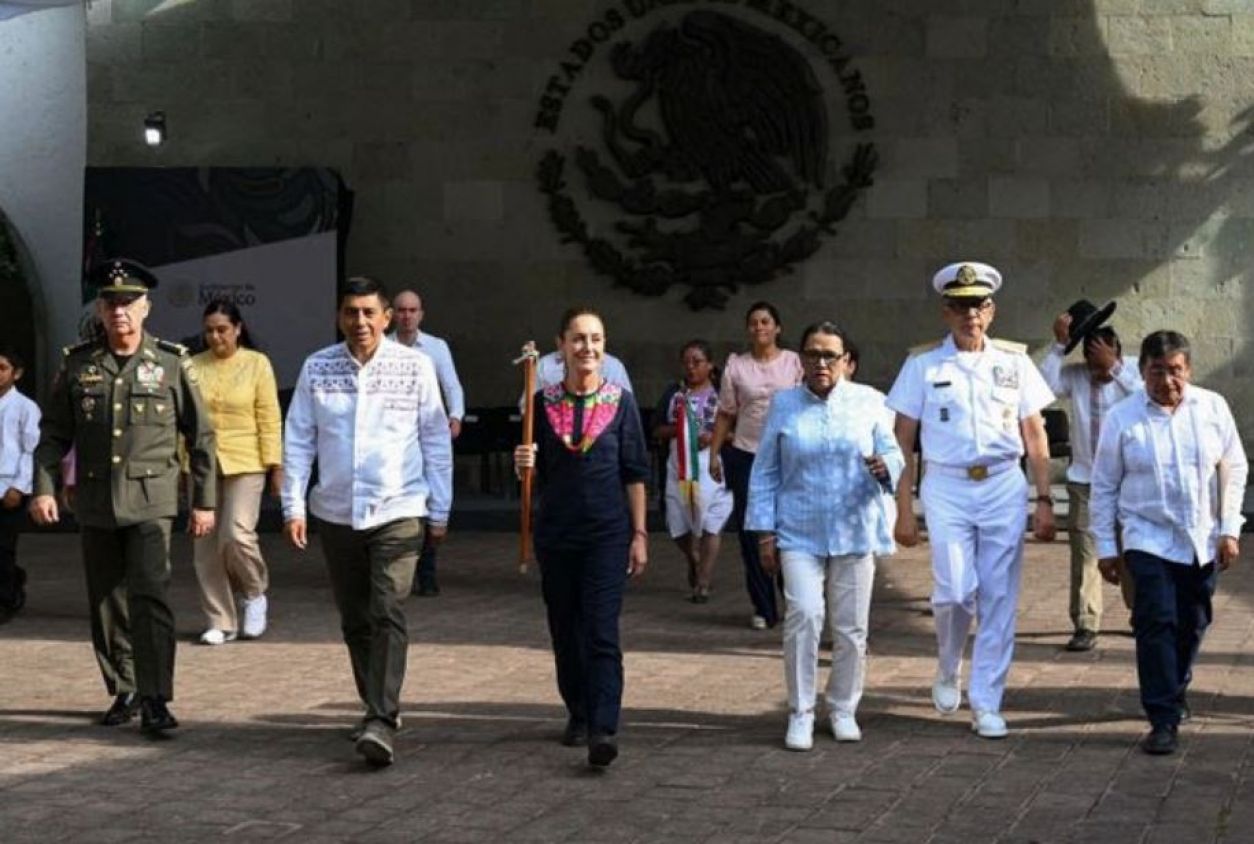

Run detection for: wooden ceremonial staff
[[513, 341, 539, 573]]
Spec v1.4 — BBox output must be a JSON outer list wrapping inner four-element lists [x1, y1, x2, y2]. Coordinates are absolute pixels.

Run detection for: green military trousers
[[81, 519, 176, 700], [318, 517, 422, 729]]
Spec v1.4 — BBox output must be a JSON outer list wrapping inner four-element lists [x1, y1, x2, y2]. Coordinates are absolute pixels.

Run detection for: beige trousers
[[1067, 482, 1134, 633], [193, 473, 268, 631]]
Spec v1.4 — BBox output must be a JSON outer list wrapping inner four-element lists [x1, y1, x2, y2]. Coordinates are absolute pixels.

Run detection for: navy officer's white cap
[[932, 261, 1002, 298]]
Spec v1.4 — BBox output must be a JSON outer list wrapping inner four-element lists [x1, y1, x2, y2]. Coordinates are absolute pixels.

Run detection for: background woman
[[747, 322, 903, 750], [652, 340, 731, 603], [514, 306, 650, 769], [191, 300, 282, 645], [708, 301, 802, 629]]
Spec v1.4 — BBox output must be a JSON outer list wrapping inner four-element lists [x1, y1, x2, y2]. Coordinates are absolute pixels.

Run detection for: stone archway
[[0, 208, 43, 400]]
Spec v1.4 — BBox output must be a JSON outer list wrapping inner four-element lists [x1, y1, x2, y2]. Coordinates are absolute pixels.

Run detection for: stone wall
[[84, 0, 1253, 442]]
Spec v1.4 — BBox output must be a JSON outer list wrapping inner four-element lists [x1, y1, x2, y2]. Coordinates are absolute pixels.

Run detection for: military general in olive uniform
[[30, 260, 216, 736]]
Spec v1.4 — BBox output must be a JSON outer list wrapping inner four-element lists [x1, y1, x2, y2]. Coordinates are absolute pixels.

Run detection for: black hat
[[92, 259, 159, 298], [1064, 299, 1116, 354]]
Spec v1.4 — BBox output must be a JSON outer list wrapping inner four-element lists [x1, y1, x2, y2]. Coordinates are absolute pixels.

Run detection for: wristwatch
[[1034, 495, 1055, 505]]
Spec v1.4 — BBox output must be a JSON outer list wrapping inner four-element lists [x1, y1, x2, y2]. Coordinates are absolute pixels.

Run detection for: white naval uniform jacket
[[886, 334, 1054, 468]]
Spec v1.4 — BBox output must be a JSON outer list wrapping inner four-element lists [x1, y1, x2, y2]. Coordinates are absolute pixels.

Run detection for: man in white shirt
[[1090, 330, 1247, 756], [888, 261, 1056, 740], [0, 346, 39, 623], [1041, 300, 1143, 652], [389, 289, 464, 597], [389, 290, 465, 436], [283, 277, 453, 768]]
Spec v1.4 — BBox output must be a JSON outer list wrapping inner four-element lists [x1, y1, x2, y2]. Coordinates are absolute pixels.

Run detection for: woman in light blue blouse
[[747, 321, 904, 751]]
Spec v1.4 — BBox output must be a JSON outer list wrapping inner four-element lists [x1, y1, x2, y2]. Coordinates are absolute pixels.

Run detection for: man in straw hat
[[1040, 300, 1142, 652], [887, 261, 1056, 739]]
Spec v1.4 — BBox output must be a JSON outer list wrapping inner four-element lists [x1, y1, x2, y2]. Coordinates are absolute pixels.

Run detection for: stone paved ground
[[2, 529, 1253, 843]]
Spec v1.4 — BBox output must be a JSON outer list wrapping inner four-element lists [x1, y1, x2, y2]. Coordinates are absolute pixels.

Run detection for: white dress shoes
[[240, 594, 268, 640], [785, 711, 814, 751], [932, 672, 961, 715], [830, 713, 862, 742], [972, 710, 1008, 739], [199, 628, 236, 646]]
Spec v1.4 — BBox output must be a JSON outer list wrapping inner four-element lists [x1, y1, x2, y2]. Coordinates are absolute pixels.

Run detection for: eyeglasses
[[945, 299, 993, 314], [802, 350, 846, 367]]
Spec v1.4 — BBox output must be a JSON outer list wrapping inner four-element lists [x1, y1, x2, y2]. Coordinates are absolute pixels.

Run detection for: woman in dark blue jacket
[[515, 306, 650, 769]]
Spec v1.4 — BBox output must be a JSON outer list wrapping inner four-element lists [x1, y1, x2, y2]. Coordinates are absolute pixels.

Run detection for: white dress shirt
[[887, 335, 1054, 467], [282, 339, 453, 530], [1089, 385, 1248, 565], [0, 388, 40, 495], [1040, 345, 1142, 483], [389, 330, 465, 421]]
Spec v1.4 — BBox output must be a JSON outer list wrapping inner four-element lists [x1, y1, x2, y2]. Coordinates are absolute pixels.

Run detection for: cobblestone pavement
[[2, 529, 1253, 843]]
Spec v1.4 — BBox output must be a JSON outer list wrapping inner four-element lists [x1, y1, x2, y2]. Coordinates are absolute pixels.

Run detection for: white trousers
[[780, 551, 875, 716], [920, 467, 1027, 713]]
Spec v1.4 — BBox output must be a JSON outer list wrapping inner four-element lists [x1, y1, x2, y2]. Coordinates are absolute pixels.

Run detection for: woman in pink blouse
[[709, 301, 803, 629]]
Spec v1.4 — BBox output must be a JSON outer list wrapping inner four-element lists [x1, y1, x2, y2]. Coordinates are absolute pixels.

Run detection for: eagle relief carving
[[536, 8, 877, 310]]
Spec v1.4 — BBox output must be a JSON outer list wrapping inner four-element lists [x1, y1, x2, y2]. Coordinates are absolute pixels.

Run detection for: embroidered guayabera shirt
[[1089, 386, 1248, 566], [282, 339, 452, 530], [389, 330, 466, 422]]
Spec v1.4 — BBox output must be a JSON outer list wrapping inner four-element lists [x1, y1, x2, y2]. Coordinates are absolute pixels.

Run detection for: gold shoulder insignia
[[155, 338, 189, 357], [180, 355, 201, 385], [61, 339, 94, 357], [990, 338, 1028, 354], [907, 340, 942, 356]]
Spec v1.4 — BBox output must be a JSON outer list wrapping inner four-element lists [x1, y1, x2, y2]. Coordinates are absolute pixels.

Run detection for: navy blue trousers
[[538, 542, 628, 737], [724, 445, 778, 626], [1126, 549, 1216, 729]]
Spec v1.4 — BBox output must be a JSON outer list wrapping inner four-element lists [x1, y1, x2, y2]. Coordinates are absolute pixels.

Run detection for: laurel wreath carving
[[537, 143, 878, 311]]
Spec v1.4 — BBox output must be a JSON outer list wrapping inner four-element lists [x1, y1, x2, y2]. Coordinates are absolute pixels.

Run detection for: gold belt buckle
[[967, 465, 989, 481]]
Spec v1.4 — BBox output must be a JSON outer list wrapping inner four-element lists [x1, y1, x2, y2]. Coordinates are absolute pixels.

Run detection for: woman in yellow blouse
[[192, 301, 282, 645]]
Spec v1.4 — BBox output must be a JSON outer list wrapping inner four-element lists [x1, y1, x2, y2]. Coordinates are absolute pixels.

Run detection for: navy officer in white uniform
[[887, 262, 1056, 739]]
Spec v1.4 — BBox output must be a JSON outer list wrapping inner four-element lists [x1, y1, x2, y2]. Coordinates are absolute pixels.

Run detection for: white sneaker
[[199, 628, 236, 646], [972, 710, 1008, 739], [831, 713, 862, 742], [240, 594, 268, 640], [932, 672, 961, 715], [750, 614, 768, 630], [785, 711, 814, 751]]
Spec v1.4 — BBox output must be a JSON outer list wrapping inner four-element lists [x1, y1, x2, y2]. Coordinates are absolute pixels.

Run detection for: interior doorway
[[0, 209, 42, 401]]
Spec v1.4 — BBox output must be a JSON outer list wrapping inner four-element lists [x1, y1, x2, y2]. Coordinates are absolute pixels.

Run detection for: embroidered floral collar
[[543, 381, 623, 453]]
